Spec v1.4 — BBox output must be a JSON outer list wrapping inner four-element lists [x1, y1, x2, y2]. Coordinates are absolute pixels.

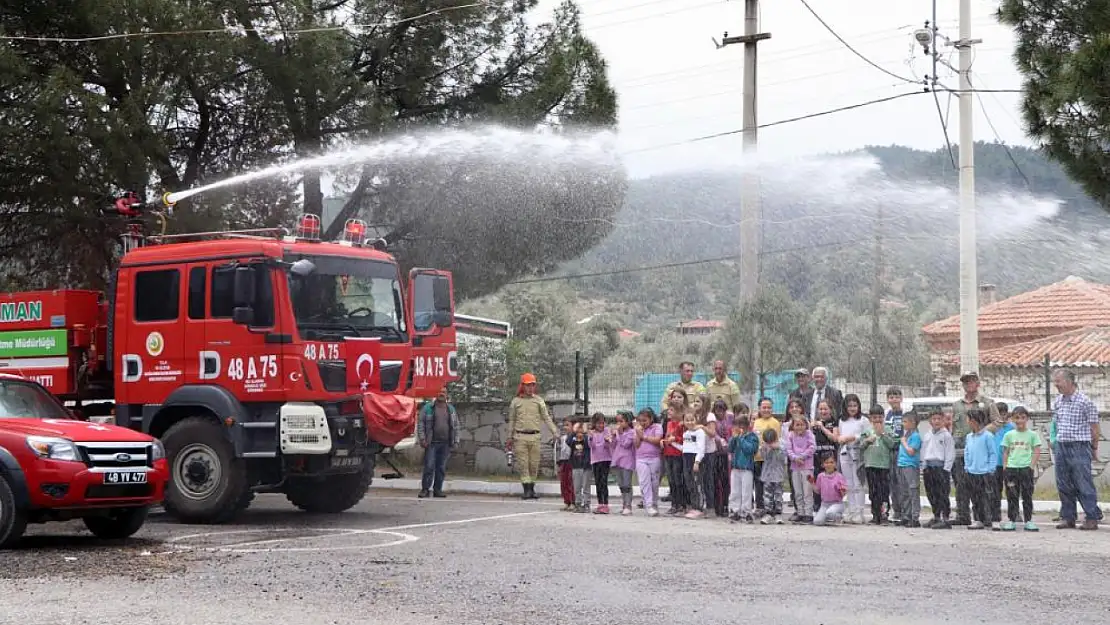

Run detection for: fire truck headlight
[[26, 436, 81, 462]]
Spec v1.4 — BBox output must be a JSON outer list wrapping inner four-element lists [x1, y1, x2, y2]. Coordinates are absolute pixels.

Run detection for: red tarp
[[360, 392, 416, 447]]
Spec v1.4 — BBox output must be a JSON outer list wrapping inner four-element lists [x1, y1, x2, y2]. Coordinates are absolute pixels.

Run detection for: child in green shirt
[[1000, 406, 1043, 531], [860, 407, 898, 525]]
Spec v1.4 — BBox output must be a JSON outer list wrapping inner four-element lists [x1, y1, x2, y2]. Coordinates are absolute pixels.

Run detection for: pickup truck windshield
[[0, 379, 70, 419], [285, 254, 406, 339]]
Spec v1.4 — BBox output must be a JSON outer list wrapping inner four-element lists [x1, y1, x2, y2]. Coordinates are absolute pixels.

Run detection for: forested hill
[[553, 141, 1109, 330]]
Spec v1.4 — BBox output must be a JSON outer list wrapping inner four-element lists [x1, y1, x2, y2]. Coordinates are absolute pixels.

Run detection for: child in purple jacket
[[588, 412, 614, 514], [611, 411, 638, 515], [785, 416, 816, 523]]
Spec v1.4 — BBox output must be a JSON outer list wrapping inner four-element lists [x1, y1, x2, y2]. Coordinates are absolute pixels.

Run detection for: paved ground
[[1, 490, 1107, 625]]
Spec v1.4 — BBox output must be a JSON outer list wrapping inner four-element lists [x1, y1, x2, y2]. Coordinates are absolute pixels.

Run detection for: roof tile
[[976, 326, 1110, 367], [922, 276, 1110, 338]]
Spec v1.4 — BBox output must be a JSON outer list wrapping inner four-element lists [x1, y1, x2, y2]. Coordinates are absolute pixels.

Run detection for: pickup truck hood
[[0, 418, 156, 443]]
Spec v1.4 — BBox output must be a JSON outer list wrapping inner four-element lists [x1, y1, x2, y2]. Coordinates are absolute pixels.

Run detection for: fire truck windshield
[[285, 254, 406, 339]]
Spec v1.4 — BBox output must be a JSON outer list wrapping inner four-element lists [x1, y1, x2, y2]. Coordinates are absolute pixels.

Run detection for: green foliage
[[713, 286, 819, 392], [0, 0, 624, 297], [997, 0, 1110, 205]]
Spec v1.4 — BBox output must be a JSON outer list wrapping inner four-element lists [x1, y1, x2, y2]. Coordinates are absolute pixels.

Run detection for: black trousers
[[923, 466, 951, 519], [952, 456, 971, 521], [992, 465, 1005, 523], [593, 461, 611, 505], [701, 453, 721, 514], [1004, 467, 1035, 523], [754, 461, 764, 510], [866, 467, 891, 520], [967, 473, 993, 524], [665, 455, 686, 510]]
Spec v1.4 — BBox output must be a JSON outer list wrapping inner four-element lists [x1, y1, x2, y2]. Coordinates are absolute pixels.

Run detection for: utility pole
[[956, 0, 981, 373], [922, 0, 980, 373], [715, 0, 770, 399], [715, 0, 770, 305]]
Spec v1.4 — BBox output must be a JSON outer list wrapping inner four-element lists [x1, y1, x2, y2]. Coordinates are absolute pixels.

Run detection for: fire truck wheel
[[284, 467, 372, 513], [83, 506, 149, 540], [0, 473, 28, 549], [162, 416, 254, 524]]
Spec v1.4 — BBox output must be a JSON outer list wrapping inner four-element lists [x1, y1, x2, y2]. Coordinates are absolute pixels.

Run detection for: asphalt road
[[1, 491, 1107, 625]]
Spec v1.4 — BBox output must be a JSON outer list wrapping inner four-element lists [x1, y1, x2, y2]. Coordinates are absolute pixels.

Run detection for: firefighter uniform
[[507, 390, 558, 499]]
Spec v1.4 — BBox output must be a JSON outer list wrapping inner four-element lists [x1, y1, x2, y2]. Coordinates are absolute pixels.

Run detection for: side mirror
[[432, 310, 453, 328], [233, 266, 256, 307], [290, 258, 316, 277], [232, 306, 255, 326]]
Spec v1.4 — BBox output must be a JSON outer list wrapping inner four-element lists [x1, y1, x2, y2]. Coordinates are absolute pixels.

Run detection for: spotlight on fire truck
[[294, 214, 322, 240], [340, 219, 367, 246]]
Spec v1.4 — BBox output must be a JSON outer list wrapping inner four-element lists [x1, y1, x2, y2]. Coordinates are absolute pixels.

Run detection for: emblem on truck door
[[355, 353, 374, 390], [146, 331, 164, 357]]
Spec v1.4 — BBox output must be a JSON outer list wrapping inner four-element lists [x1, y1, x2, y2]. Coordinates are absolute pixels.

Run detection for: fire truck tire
[[0, 473, 28, 549], [284, 467, 372, 514], [162, 416, 255, 524], [83, 506, 149, 540]]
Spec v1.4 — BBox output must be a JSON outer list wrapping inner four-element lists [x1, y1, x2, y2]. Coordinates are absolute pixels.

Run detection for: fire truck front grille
[[317, 360, 347, 392], [78, 443, 152, 469]]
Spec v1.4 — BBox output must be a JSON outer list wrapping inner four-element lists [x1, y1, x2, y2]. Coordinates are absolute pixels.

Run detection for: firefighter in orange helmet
[[506, 372, 559, 500]]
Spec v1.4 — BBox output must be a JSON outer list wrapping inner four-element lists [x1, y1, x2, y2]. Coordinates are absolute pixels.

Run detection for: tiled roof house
[[922, 276, 1110, 409]]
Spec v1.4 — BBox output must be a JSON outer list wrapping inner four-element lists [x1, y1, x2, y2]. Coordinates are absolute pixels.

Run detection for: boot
[[521, 483, 530, 500], [528, 483, 540, 500]]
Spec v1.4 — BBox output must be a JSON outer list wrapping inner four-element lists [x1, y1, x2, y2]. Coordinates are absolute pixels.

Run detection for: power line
[[586, 0, 716, 19], [0, 3, 485, 42], [622, 91, 928, 154], [590, 0, 722, 30], [968, 75, 1031, 189], [931, 89, 957, 169], [796, 0, 921, 85]]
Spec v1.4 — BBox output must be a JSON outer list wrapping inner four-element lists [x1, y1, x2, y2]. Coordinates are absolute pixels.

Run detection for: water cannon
[[107, 192, 145, 218]]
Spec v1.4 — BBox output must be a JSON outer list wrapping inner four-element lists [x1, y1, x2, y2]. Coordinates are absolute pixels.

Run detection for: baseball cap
[[959, 371, 979, 382], [794, 368, 809, 377]]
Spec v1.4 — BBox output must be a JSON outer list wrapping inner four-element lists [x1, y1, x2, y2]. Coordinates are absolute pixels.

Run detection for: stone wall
[[1007, 412, 1110, 491], [396, 400, 576, 477]]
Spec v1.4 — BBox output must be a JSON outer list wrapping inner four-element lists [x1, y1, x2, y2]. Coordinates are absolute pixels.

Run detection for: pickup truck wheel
[[0, 474, 28, 549], [285, 466, 372, 513], [162, 416, 254, 524], [83, 506, 149, 540]]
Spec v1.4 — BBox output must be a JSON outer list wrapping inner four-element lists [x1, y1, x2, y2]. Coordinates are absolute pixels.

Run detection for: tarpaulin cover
[[361, 392, 417, 447]]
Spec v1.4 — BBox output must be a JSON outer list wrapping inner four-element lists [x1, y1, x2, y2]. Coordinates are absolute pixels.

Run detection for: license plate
[[331, 456, 361, 468], [104, 471, 147, 484]]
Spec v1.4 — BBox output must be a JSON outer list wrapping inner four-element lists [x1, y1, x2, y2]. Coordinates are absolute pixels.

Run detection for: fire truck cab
[[0, 215, 458, 524]]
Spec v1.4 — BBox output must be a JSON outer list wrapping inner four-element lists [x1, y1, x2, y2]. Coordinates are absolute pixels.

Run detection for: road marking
[[163, 510, 555, 554], [379, 509, 556, 532]]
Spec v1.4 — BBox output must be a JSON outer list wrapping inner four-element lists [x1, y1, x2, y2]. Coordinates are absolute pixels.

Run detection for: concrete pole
[[739, 0, 762, 305], [957, 0, 981, 372]]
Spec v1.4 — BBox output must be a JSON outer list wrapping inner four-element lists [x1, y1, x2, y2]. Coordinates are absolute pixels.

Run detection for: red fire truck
[[0, 202, 458, 524]]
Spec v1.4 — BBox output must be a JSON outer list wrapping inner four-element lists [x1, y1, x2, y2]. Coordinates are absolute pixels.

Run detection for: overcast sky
[[550, 0, 1027, 178]]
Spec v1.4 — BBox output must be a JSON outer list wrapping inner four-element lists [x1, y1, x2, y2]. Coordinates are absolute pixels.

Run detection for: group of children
[[556, 387, 1045, 531]]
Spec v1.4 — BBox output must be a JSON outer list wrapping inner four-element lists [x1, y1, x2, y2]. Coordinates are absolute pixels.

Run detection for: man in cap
[[506, 372, 559, 500], [789, 368, 812, 404], [950, 371, 1001, 525]]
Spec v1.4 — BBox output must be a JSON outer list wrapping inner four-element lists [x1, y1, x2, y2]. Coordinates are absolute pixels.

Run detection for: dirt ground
[[0, 490, 1106, 625]]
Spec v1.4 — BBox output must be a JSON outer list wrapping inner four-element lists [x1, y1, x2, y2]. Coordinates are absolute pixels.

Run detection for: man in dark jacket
[[804, 366, 844, 421], [418, 391, 460, 498]]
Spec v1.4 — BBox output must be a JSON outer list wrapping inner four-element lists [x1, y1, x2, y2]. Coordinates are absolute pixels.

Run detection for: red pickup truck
[[0, 374, 169, 548]]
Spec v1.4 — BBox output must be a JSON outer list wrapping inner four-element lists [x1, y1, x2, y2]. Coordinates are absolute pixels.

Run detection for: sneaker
[[936, 520, 952, 529], [775, 516, 784, 525], [789, 514, 802, 523], [1056, 520, 1076, 529], [1080, 519, 1099, 531], [418, 490, 430, 498], [1023, 521, 1039, 532], [594, 505, 609, 515], [621, 507, 632, 516], [925, 518, 937, 529], [760, 515, 772, 525], [562, 504, 574, 511], [906, 520, 922, 528], [869, 517, 883, 525], [573, 505, 587, 513], [968, 521, 985, 530], [433, 491, 446, 498], [989, 522, 1000, 531], [1001, 521, 1016, 531], [684, 509, 704, 519], [666, 507, 679, 516], [952, 518, 971, 526], [648, 507, 660, 517]]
